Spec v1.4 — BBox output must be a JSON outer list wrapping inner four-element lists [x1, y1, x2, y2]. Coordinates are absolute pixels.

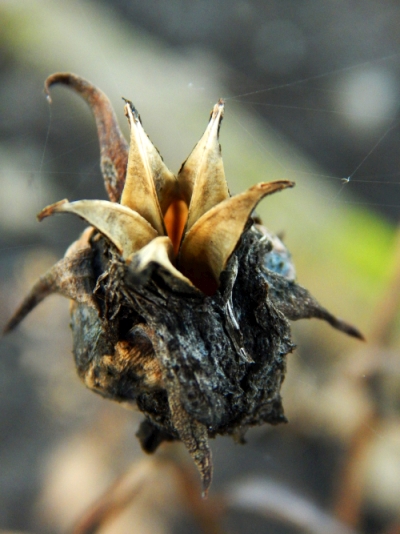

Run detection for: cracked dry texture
[[70, 227, 293, 494]]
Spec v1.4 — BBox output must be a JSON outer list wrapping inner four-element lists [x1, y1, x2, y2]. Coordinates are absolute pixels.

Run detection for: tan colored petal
[[120, 101, 166, 235], [45, 73, 128, 203], [179, 180, 294, 294], [120, 102, 178, 214], [38, 199, 157, 259], [128, 236, 193, 286], [178, 100, 229, 231]]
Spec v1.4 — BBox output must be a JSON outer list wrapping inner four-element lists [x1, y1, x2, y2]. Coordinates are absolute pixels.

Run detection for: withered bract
[[5, 73, 363, 494]]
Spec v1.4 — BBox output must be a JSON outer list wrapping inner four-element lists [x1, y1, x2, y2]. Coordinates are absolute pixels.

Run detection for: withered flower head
[[4, 73, 363, 495]]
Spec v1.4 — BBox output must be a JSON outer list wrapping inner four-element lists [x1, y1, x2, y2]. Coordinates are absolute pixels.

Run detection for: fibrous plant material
[[4, 73, 363, 494]]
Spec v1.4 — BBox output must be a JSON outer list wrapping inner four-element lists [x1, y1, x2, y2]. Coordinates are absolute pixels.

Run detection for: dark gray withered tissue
[[4, 73, 363, 494]]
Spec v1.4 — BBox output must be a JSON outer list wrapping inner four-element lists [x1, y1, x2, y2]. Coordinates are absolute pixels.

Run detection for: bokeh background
[[1, 1, 400, 533]]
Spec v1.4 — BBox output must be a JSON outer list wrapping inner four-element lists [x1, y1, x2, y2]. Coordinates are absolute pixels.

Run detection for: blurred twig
[[334, 225, 400, 529], [71, 445, 227, 534], [382, 522, 400, 534], [226, 478, 357, 534], [71, 458, 154, 534], [173, 459, 227, 534], [333, 413, 378, 528], [369, 227, 400, 346]]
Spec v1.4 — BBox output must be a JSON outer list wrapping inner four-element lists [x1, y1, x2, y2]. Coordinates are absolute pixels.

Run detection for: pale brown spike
[[45, 73, 128, 202], [120, 101, 166, 236], [3, 249, 97, 335], [179, 180, 294, 295], [178, 100, 229, 231], [167, 385, 213, 496], [38, 199, 158, 259]]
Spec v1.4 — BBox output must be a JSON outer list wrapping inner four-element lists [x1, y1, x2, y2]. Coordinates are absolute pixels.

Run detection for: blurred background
[[0, 1, 400, 533]]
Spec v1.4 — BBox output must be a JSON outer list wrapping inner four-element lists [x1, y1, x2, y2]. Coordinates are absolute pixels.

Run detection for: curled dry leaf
[[4, 73, 364, 494]]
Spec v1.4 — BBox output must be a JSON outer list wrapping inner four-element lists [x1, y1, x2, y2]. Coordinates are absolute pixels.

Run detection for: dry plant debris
[[4, 73, 363, 494]]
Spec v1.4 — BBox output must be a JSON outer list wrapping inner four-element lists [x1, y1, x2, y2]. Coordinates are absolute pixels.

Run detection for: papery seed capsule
[[4, 73, 364, 493]]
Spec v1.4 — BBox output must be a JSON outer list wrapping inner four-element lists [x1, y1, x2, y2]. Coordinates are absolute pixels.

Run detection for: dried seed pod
[[4, 74, 364, 495]]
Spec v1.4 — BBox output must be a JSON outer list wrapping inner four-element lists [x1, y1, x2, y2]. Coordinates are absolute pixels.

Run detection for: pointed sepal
[[179, 180, 294, 294], [264, 270, 365, 340], [120, 101, 178, 214], [38, 199, 157, 259], [178, 100, 229, 231], [120, 101, 167, 235]]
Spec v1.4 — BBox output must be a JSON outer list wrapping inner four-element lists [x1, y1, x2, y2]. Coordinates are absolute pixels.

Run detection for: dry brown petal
[[127, 236, 194, 286]]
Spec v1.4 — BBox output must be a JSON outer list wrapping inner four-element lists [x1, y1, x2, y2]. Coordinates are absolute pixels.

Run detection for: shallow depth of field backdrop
[[1, 2, 400, 533]]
